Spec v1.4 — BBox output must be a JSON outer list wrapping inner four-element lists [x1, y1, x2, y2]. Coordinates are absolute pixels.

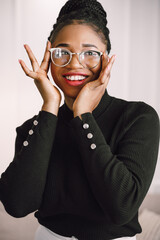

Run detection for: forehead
[[52, 24, 106, 51]]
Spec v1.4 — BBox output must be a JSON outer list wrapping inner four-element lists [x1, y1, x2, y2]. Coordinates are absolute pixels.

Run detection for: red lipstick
[[63, 72, 89, 86]]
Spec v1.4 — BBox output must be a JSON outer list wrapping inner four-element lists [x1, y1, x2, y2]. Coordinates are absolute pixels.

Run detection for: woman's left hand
[[73, 53, 116, 118]]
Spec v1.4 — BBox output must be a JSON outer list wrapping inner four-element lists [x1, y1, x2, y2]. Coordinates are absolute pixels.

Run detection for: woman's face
[[50, 24, 106, 99]]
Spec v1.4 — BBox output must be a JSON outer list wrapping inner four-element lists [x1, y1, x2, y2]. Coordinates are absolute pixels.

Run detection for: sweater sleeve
[[70, 103, 160, 225], [0, 111, 57, 218]]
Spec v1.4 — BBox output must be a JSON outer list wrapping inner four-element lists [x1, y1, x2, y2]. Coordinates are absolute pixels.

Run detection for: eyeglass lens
[[51, 49, 101, 69]]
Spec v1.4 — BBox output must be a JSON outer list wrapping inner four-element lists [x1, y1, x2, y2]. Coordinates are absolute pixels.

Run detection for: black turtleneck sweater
[[0, 91, 159, 240]]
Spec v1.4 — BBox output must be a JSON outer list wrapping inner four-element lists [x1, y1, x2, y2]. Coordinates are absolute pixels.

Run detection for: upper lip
[[63, 72, 89, 77]]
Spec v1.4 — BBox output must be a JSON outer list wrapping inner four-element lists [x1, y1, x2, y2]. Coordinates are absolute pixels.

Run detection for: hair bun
[[58, 0, 107, 24], [48, 0, 111, 54]]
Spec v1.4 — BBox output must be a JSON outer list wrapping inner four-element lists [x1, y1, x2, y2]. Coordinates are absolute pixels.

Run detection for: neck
[[64, 94, 75, 111]]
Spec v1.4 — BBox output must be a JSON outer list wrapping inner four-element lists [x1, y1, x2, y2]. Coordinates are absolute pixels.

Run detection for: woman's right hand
[[19, 41, 61, 115]]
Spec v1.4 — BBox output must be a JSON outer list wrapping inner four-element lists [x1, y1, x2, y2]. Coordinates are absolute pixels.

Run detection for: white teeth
[[65, 75, 87, 81]]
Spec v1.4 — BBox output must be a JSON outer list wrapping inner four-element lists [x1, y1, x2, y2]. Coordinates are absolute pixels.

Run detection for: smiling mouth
[[63, 73, 89, 81], [63, 74, 89, 86], [64, 75, 88, 81]]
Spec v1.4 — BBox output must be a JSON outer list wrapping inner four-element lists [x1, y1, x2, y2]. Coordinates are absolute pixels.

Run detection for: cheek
[[50, 64, 61, 85], [91, 61, 102, 79], [50, 64, 57, 79]]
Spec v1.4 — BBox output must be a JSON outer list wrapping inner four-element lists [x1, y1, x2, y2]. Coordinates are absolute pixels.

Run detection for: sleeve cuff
[[71, 112, 108, 152]]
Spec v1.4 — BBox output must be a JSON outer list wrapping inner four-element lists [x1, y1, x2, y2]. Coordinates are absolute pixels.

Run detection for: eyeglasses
[[49, 48, 103, 69]]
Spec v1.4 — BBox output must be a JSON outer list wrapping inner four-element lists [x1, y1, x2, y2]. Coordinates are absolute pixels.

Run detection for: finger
[[87, 54, 109, 89], [87, 54, 115, 90], [40, 41, 51, 72], [100, 55, 116, 85], [24, 44, 39, 72], [90, 53, 108, 87], [97, 53, 109, 82], [101, 52, 109, 72], [19, 59, 37, 79], [90, 54, 109, 89]]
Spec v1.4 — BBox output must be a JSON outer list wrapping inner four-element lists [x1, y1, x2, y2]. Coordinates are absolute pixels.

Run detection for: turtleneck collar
[[59, 90, 112, 123]]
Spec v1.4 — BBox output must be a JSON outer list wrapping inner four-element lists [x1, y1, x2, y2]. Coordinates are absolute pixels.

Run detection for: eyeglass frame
[[49, 48, 104, 69]]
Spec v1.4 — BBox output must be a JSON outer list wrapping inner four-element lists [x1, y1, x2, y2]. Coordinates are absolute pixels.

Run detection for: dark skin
[[19, 24, 116, 118]]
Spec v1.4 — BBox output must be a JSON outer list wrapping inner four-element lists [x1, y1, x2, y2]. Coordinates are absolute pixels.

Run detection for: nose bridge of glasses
[[69, 52, 82, 65]]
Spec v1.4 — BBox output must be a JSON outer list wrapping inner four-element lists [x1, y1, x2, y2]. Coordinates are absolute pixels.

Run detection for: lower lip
[[64, 77, 87, 86]]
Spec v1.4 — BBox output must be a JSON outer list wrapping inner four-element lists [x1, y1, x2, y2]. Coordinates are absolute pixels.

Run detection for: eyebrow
[[55, 43, 98, 49]]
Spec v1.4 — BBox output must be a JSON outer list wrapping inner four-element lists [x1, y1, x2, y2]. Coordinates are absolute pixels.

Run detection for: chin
[[63, 87, 81, 99]]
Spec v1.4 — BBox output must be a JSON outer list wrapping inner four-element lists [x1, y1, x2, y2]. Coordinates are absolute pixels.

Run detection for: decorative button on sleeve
[[33, 120, 38, 126], [83, 123, 89, 129], [23, 141, 29, 147], [87, 133, 93, 139], [90, 143, 96, 150], [29, 129, 34, 135]]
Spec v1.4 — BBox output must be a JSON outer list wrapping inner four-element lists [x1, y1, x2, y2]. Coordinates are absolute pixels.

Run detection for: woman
[[0, 0, 159, 239]]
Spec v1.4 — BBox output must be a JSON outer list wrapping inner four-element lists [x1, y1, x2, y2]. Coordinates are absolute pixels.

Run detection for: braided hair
[[48, 0, 111, 54]]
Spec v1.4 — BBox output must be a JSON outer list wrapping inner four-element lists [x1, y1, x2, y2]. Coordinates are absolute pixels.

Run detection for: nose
[[67, 53, 83, 69]]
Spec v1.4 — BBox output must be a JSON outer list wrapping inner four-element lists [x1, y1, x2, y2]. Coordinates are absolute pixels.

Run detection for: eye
[[84, 50, 100, 57], [61, 49, 70, 55], [53, 49, 70, 58]]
